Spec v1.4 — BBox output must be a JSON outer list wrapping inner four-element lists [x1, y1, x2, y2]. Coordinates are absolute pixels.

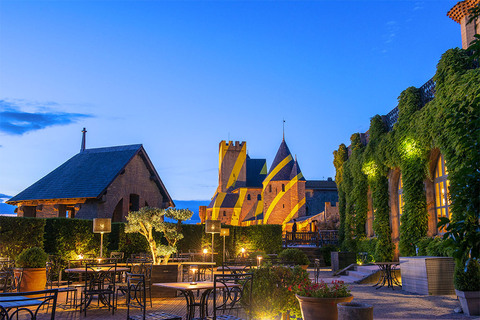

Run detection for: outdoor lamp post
[[93, 218, 111, 258], [220, 228, 230, 265], [203, 248, 208, 262], [241, 248, 245, 259], [205, 219, 221, 279], [257, 255, 263, 267]]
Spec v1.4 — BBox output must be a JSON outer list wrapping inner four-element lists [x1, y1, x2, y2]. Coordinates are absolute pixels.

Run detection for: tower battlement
[[220, 140, 245, 150]]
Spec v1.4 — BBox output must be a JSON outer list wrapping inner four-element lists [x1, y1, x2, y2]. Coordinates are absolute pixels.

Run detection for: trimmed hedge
[[0, 217, 283, 264], [0, 216, 45, 260]]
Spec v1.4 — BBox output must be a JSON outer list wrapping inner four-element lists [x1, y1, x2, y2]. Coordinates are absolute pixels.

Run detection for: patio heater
[[205, 220, 221, 279], [220, 228, 230, 265], [93, 218, 111, 258]]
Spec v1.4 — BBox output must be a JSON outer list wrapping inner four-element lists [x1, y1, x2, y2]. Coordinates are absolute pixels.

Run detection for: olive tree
[[125, 207, 193, 265]]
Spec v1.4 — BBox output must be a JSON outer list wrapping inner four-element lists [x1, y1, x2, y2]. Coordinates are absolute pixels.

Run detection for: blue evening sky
[[0, 0, 460, 203]]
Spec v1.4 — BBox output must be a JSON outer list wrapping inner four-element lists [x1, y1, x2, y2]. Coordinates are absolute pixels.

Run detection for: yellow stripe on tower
[[281, 197, 306, 231], [263, 172, 303, 223], [219, 142, 228, 174], [262, 154, 293, 190], [211, 192, 226, 220], [231, 188, 247, 225], [226, 143, 247, 189]]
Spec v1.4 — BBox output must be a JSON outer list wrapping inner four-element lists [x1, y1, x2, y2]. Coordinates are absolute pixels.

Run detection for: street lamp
[[220, 228, 230, 265], [93, 218, 111, 258], [205, 220, 221, 280]]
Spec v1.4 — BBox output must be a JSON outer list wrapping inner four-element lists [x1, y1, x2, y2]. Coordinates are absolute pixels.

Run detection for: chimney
[[81, 128, 87, 152]]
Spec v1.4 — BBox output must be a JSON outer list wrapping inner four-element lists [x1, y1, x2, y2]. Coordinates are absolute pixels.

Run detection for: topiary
[[279, 248, 310, 266], [454, 259, 480, 291], [16, 247, 48, 268]]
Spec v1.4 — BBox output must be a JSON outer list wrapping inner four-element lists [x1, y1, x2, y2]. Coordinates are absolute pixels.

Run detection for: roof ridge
[[82, 144, 142, 154]]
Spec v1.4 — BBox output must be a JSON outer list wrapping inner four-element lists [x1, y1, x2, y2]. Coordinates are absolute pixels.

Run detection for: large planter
[[331, 252, 356, 272], [338, 302, 373, 320], [151, 264, 179, 298], [14, 268, 46, 292], [455, 289, 480, 316], [296, 294, 353, 320], [400, 256, 455, 295]]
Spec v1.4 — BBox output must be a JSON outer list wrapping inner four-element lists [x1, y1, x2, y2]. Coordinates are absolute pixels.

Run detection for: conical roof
[[290, 157, 306, 181], [268, 139, 294, 181]]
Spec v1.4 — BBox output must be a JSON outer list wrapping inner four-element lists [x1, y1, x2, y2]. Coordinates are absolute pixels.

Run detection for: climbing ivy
[[333, 144, 348, 245], [334, 47, 480, 259]]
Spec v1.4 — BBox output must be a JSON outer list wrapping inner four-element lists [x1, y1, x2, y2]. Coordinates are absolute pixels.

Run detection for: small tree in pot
[[15, 247, 49, 292], [125, 207, 193, 265]]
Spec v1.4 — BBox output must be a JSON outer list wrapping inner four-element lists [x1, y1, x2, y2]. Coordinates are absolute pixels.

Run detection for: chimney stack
[[81, 128, 87, 152]]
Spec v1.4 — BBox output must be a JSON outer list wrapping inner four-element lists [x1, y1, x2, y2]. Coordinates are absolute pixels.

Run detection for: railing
[[284, 230, 339, 247]]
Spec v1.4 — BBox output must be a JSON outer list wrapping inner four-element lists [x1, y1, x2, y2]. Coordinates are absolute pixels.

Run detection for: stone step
[[346, 270, 371, 279]]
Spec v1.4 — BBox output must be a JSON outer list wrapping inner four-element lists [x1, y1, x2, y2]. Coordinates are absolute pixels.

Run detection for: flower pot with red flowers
[[294, 280, 353, 320]]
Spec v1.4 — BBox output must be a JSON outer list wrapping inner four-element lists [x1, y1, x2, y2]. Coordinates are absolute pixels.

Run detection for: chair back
[[212, 272, 253, 319], [0, 288, 58, 320], [84, 262, 117, 293], [126, 273, 146, 320], [110, 251, 125, 261]]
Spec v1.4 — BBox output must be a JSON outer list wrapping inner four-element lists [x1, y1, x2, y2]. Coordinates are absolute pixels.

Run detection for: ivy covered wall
[[334, 48, 480, 260]]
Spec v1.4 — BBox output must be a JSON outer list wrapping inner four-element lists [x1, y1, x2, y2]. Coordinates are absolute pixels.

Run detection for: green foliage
[[454, 259, 480, 291], [0, 217, 45, 260], [124, 207, 193, 264], [356, 237, 377, 263], [333, 144, 348, 245], [295, 280, 351, 298], [279, 248, 310, 265], [245, 265, 309, 319], [44, 218, 99, 262], [16, 247, 48, 268], [334, 48, 479, 260]]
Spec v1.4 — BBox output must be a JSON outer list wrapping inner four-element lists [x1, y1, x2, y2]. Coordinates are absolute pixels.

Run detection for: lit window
[[434, 154, 450, 232], [398, 174, 404, 228]]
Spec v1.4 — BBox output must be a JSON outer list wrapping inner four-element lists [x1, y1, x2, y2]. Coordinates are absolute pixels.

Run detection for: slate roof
[[7, 144, 173, 204], [268, 139, 294, 181], [305, 180, 337, 191], [289, 158, 306, 181], [246, 158, 267, 188], [207, 193, 239, 208]]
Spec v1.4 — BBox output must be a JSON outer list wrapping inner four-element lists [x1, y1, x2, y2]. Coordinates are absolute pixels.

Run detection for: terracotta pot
[[296, 294, 354, 320], [14, 268, 46, 292], [455, 289, 480, 316], [301, 265, 309, 270]]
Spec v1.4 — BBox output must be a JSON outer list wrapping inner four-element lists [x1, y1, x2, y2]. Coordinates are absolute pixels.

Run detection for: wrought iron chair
[[80, 262, 117, 316], [0, 288, 58, 320], [126, 273, 182, 320], [203, 272, 253, 320], [116, 262, 153, 308], [46, 261, 77, 309]]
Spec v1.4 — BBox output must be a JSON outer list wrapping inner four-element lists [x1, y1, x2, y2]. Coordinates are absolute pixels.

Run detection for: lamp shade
[[93, 218, 111, 233], [205, 220, 221, 234], [220, 228, 230, 237]]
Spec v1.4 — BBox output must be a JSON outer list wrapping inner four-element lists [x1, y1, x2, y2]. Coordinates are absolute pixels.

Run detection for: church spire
[[81, 128, 87, 152], [283, 119, 285, 141]]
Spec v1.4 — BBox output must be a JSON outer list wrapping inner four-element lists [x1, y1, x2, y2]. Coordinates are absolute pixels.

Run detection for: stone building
[[447, 0, 480, 49], [202, 139, 338, 229], [7, 144, 173, 221]]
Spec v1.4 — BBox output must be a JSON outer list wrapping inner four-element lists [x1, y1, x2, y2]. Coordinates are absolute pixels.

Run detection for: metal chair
[[46, 261, 77, 309], [80, 262, 117, 316], [126, 273, 182, 320], [0, 288, 58, 320], [203, 273, 253, 320]]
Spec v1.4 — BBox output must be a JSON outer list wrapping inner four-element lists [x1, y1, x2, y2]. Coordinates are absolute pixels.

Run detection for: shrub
[[316, 245, 338, 266], [16, 247, 48, 268], [454, 259, 480, 291], [244, 265, 309, 319], [279, 248, 310, 265], [0, 217, 45, 260]]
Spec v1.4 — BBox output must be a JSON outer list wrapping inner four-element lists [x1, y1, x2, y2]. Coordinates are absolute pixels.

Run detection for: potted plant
[[294, 280, 353, 320], [279, 248, 310, 269], [15, 247, 49, 292], [125, 206, 193, 298]]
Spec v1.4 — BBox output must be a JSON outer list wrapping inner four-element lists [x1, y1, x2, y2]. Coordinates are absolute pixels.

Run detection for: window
[[129, 194, 140, 212], [257, 194, 261, 201], [398, 174, 404, 228], [23, 206, 36, 217], [282, 184, 285, 192], [247, 194, 251, 201], [269, 185, 272, 193], [223, 211, 226, 217], [434, 154, 450, 231]]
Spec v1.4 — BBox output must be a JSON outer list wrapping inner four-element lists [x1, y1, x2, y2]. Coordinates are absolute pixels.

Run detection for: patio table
[[153, 281, 239, 320], [373, 262, 401, 290]]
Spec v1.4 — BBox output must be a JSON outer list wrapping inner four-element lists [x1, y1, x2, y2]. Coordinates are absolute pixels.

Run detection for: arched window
[[398, 174, 404, 228], [282, 184, 285, 192], [247, 194, 251, 201], [257, 194, 261, 201], [269, 185, 272, 193], [434, 154, 450, 231]]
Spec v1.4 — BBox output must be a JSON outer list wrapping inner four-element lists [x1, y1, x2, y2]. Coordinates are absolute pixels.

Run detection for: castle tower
[[260, 139, 306, 226], [218, 141, 247, 193], [447, 0, 480, 49]]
